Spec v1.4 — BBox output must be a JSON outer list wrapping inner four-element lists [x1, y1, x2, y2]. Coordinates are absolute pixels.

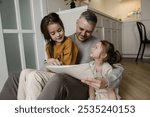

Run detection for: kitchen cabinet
[[104, 28, 112, 42], [122, 21, 139, 56], [112, 29, 118, 49], [117, 30, 122, 52], [103, 17, 111, 29], [93, 27, 104, 41], [93, 13, 104, 40], [91, 9, 122, 53]]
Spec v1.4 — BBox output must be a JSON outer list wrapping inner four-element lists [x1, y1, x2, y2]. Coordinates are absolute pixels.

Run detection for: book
[[46, 63, 94, 80]]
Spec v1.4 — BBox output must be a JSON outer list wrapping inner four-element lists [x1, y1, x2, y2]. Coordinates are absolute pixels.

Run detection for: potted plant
[[64, 0, 89, 9]]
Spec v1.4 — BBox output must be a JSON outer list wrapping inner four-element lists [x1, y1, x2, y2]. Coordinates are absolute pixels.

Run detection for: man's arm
[[107, 64, 124, 88]]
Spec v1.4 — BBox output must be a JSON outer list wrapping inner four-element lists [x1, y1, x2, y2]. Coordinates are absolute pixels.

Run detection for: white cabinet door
[[112, 29, 118, 49], [92, 12, 122, 53], [117, 30, 122, 53], [116, 21, 122, 53], [104, 28, 112, 43], [93, 13, 104, 40], [102, 17, 111, 29], [93, 27, 104, 40], [122, 21, 139, 56], [95, 13, 103, 27]]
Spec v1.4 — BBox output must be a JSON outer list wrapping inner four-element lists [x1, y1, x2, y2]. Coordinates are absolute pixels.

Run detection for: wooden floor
[[119, 58, 150, 100]]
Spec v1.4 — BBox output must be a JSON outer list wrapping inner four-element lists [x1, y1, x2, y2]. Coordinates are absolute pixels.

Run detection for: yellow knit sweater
[[45, 37, 78, 65]]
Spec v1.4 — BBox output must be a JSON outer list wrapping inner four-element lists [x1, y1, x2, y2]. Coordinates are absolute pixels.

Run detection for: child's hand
[[81, 78, 108, 90], [47, 58, 62, 65]]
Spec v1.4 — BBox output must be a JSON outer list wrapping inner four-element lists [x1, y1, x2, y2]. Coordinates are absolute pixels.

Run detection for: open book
[[46, 63, 94, 80]]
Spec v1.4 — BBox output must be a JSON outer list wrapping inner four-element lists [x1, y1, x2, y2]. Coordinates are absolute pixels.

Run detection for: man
[[0, 10, 123, 100]]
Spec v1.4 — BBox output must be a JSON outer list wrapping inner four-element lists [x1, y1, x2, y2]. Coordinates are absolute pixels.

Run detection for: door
[[0, 0, 45, 90]]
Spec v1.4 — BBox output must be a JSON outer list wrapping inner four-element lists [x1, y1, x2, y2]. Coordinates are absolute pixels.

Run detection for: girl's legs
[[17, 69, 35, 100], [25, 71, 54, 100], [37, 74, 89, 100]]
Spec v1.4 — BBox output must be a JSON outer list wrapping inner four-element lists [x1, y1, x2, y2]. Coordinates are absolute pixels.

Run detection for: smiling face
[[90, 42, 107, 61], [47, 23, 65, 45], [76, 17, 95, 42]]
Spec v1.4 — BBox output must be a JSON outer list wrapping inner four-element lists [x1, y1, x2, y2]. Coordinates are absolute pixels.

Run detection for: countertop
[[122, 17, 141, 23]]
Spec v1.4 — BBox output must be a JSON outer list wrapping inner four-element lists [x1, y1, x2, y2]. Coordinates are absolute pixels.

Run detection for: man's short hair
[[80, 10, 97, 25]]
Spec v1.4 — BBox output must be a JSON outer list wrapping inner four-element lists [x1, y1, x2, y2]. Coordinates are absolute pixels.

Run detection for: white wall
[[57, 6, 88, 36], [88, 0, 106, 13], [46, 0, 141, 20], [46, 0, 87, 13], [47, 0, 70, 12], [88, 0, 141, 20]]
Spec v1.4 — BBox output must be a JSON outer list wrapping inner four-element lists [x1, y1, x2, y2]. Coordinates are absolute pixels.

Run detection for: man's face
[[76, 17, 96, 42]]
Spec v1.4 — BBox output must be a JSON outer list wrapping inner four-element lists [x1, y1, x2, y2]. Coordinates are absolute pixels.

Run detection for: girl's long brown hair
[[40, 12, 65, 57]]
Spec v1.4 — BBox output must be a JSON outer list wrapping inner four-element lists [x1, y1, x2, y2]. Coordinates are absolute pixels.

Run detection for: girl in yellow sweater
[[17, 13, 78, 99]]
